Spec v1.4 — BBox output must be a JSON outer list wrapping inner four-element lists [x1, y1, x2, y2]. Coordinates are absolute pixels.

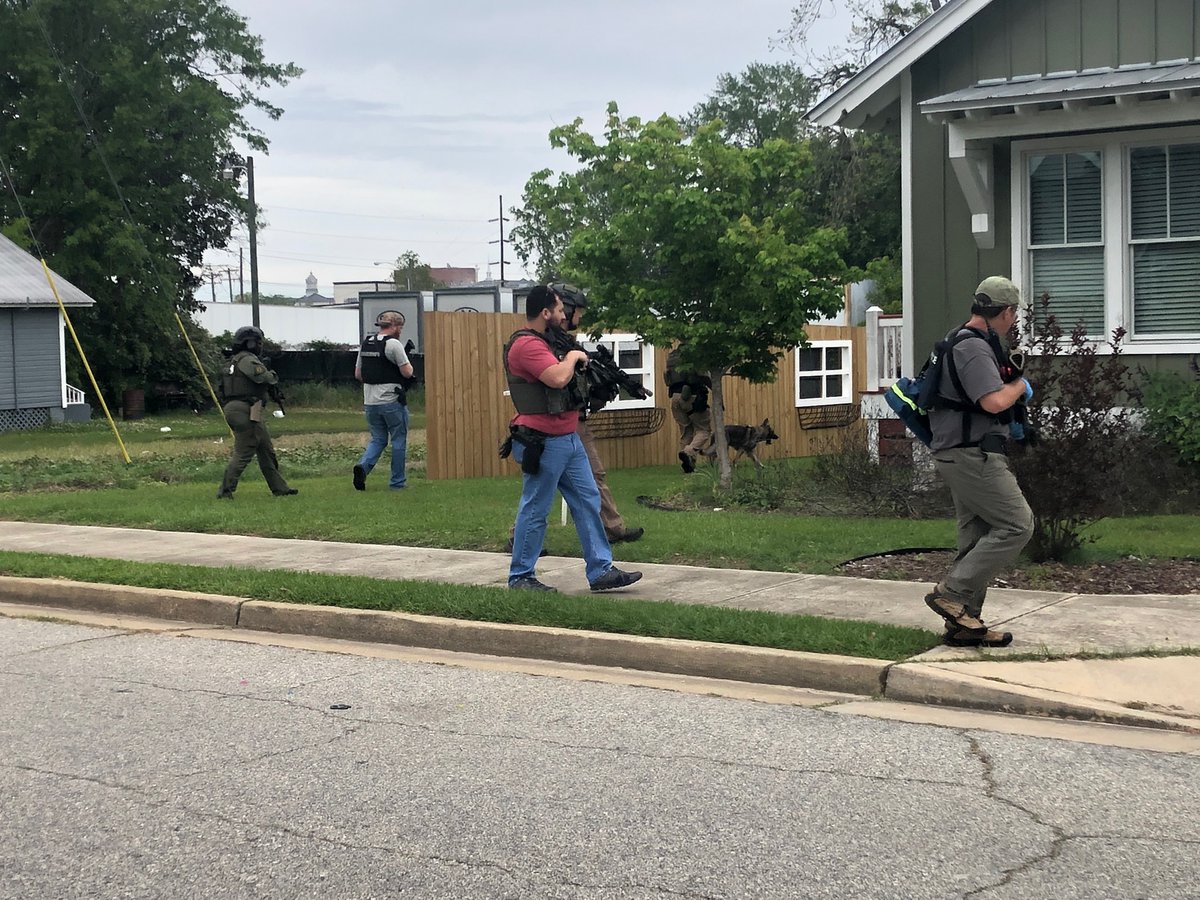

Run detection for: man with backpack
[[664, 343, 713, 473], [924, 277, 1034, 648]]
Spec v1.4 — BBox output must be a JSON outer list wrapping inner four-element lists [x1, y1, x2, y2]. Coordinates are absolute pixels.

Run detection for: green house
[[809, 0, 1200, 380]]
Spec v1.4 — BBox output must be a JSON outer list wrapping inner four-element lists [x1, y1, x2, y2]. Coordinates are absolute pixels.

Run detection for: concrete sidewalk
[[1, 521, 1197, 731]]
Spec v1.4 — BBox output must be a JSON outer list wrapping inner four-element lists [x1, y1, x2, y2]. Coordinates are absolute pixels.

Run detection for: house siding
[[908, 0, 1200, 356], [0, 309, 62, 409]]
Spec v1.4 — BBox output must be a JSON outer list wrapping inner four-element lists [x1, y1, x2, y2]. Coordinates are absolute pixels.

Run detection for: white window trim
[[580, 333, 655, 411], [1011, 123, 1200, 355], [794, 340, 854, 407]]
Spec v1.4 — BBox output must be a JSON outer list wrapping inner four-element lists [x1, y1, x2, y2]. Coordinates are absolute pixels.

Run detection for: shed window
[[795, 341, 852, 407], [579, 333, 655, 410]]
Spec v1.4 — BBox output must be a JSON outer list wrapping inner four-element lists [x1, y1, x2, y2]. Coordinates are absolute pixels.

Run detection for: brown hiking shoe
[[944, 623, 1013, 648], [924, 590, 987, 635]]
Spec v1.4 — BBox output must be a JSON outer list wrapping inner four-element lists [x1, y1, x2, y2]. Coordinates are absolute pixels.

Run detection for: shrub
[[1010, 295, 1144, 561], [1138, 360, 1200, 467]]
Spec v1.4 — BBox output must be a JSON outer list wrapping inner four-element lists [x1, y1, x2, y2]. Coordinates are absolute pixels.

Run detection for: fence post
[[865, 305, 882, 392]]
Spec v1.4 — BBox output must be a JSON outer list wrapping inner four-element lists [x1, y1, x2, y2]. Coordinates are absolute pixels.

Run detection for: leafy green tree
[[683, 62, 816, 148], [0, 0, 299, 403], [539, 105, 850, 489], [388, 250, 440, 291], [684, 60, 900, 271]]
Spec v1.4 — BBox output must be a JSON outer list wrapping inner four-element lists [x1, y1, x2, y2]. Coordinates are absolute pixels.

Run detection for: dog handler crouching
[[925, 277, 1034, 647], [501, 285, 642, 594]]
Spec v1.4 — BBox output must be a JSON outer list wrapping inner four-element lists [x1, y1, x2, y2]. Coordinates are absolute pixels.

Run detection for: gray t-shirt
[[928, 329, 1008, 452], [357, 337, 412, 405]]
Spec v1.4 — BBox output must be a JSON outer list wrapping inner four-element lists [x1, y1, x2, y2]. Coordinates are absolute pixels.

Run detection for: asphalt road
[[2, 617, 1198, 899]]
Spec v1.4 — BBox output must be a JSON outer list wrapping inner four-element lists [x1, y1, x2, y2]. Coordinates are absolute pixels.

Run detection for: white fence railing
[[864, 306, 904, 391], [65, 384, 85, 405]]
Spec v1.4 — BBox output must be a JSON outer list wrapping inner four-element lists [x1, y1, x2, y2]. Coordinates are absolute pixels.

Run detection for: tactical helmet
[[232, 325, 264, 350], [548, 282, 587, 324]]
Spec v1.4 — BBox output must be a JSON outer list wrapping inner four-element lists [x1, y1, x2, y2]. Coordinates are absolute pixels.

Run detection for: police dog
[[704, 418, 780, 473]]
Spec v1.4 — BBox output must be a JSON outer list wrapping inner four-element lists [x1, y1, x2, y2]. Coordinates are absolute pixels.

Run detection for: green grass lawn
[[1, 404, 1197, 660], [0, 550, 939, 661]]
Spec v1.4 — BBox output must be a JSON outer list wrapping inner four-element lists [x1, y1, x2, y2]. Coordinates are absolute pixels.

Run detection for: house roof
[[807, 0, 997, 128], [920, 60, 1200, 116], [0, 233, 96, 308]]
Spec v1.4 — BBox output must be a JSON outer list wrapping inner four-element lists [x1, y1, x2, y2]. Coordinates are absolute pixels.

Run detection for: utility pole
[[247, 155, 260, 328], [223, 267, 235, 303], [489, 194, 510, 287], [239, 246, 245, 304]]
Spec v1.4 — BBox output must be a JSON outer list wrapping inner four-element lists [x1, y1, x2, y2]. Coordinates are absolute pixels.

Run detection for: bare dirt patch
[[840, 550, 1200, 595]]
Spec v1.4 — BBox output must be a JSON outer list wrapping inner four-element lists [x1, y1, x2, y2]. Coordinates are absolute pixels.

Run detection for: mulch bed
[[839, 550, 1200, 595]]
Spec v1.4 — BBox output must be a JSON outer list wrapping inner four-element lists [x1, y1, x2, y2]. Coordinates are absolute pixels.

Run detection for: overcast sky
[[200, 0, 851, 299]]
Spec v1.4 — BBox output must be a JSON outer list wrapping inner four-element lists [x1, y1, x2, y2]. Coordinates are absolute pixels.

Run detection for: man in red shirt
[[503, 285, 642, 593]]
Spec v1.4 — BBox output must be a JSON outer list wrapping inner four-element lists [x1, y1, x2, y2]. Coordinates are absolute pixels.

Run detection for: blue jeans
[[509, 432, 612, 586], [359, 401, 409, 489]]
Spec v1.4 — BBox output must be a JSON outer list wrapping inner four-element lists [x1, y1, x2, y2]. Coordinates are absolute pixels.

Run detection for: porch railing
[[864, 306, 904, 392], [65, 384, 85, 405]]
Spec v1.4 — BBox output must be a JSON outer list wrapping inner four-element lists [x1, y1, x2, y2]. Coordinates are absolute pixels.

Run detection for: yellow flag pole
[[173, 311, 234, 438], [40, 259, 131, 464]]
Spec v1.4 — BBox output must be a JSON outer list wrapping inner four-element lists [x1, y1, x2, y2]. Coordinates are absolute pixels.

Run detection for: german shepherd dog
[[704, 418, 780, 473]]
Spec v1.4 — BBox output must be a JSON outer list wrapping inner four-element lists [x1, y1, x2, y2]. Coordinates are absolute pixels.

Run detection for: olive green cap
[[974, 276, 1021, 308]]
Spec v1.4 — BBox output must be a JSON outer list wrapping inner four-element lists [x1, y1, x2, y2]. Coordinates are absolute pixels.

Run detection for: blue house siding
[[1, 308, 62, 409]]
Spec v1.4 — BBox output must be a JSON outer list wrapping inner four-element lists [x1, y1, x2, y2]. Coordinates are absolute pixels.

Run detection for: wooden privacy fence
[[425, 311, 867, 480]]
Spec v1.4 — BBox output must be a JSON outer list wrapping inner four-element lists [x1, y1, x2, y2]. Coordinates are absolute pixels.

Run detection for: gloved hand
[[1020, 378, 1033, 403], [1009, 420, 1026, 442]]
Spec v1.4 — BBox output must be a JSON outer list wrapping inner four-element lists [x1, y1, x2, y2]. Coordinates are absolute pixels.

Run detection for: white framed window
[[795, 340, 852, 407], [1013, 125, 1200, 351], [580, 333, 655, 410]]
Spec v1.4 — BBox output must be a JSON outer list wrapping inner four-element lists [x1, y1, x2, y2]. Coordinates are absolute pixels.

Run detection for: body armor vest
[[221, 351, 269, 402], [359, 334, 406, 384], [503, 329, 587, 416]]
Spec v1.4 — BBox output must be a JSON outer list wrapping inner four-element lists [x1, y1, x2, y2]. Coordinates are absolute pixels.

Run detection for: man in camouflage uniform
[[217, 325, 297, 499]]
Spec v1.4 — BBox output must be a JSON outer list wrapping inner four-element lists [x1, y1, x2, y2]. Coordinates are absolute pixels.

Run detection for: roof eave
[[807, 0, 998, 128]]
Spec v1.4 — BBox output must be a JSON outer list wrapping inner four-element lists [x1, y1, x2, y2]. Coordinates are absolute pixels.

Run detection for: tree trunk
[[709, 368, 733, 491]]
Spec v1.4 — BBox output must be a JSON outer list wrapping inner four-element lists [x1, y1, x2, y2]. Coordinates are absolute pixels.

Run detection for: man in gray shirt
[[925, 277, 1034, 648], [353, 311, 415, 491]]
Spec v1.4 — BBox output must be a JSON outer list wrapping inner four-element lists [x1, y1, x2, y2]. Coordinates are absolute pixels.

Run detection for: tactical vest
[[664, 347, 710, 394], [933, 326, 1018, 446], [221, 351, 269, 403], [359, 334, 406, 384], [503, 329, 587, 416]]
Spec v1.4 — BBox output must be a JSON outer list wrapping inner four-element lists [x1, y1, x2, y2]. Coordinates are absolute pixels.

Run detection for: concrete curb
[[4, 575, 1194, 732], [0, 576, 241, 627], [237, 600, 889, 695], [886, 663, 1200, 733], [0, 576, 887, 696]]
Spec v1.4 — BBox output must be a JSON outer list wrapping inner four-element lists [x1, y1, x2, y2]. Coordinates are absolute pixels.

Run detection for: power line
[[272, 204, 484, 224]]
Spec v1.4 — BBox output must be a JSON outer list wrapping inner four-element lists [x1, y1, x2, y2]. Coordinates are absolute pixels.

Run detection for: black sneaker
[[273, 488, 299, 496], [590, 567, 643, 592], [678, 452, 695, 474], [608, 527, 645, 543], [509, 576, 558, 592], [216, 489, 234, 500], [352, 464, 366, 491]]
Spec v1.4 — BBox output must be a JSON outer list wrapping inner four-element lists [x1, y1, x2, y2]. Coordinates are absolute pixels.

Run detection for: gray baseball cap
[[975, 276, 1020, 308]]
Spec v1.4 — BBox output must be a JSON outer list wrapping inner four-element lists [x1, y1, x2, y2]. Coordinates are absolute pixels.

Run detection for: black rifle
[[545, 327, 651, 416], [267, 382, 286, 416]]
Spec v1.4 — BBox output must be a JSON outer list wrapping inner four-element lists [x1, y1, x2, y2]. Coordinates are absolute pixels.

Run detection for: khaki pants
[[671, 394, 713, 458], [932, 447, 1033, 618], [577, 419, 625, 537]]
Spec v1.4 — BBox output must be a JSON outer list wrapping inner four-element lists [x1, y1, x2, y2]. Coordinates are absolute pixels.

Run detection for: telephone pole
[[489, 194, 510, 287]]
